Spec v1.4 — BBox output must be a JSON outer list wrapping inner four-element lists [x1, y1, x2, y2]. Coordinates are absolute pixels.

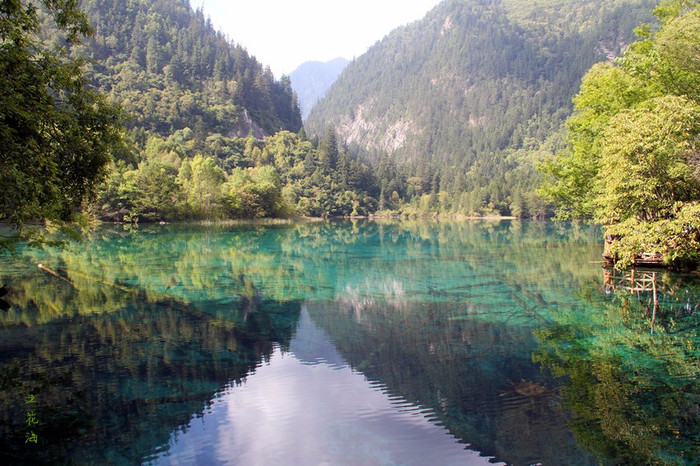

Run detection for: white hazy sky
[[189, 0, 443, 77]]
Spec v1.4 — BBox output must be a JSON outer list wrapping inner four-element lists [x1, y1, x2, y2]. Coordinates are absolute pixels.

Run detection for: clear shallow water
[[0, 220, 698, 464]]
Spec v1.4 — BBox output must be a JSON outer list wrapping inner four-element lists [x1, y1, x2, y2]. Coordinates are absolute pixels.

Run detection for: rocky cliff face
[[229, 109, 267, 139]]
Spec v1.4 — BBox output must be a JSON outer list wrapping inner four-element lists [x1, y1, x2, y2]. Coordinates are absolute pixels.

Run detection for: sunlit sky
[[189, 0, 443, 77]]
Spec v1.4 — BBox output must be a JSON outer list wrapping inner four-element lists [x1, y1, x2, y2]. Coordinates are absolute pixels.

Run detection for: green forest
[[1, 0, 381, 232], [2, 0, 700, 267], [541, 0, 700, 268], [66, 0, 381, 222], [307, 0, 657, 218], [2, 0, 658, 230]]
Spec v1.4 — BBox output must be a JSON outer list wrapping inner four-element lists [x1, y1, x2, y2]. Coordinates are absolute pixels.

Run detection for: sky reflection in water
[[156, 306, 498, 465], [2, 220, 697, 464]]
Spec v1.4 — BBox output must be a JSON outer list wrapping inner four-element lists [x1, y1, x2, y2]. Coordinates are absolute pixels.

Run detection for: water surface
[[1, 220, 697, 464]]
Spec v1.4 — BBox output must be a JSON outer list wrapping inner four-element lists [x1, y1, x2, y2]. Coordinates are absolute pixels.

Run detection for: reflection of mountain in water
[[156, 303, 502, 465], [289, 305, 347, 367], [0, 220, 607, 464], [305, 297, 596, 465], [0, 278, 301, 464]]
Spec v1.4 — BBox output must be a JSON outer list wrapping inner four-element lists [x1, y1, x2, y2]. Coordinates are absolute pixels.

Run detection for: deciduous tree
[[0, 0, 123, 247]]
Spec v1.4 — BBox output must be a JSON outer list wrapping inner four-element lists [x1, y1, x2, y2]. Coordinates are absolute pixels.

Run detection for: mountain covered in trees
[[75, 0, 301, 138], [290, 58, 350, 119], [12, 0, 670, 227], [48, 0, 378, 221], [306, 0, 657, 217]]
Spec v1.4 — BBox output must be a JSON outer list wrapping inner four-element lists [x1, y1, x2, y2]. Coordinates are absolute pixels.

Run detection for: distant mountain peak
[[290, 58, 350, 120]]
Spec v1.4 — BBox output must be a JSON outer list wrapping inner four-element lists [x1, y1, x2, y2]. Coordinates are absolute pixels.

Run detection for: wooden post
[[651, 272, 658, 334]]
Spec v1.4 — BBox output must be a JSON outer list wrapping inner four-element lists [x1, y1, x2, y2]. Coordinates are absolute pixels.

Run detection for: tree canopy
[[540, 0, 700, 268], [0, 0, 123, 247]]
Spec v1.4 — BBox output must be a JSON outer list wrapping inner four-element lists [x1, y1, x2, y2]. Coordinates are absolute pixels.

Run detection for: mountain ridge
[[290, 57, 350, 120], [306, 0, 656, 217], [76, 0, 302, 139]]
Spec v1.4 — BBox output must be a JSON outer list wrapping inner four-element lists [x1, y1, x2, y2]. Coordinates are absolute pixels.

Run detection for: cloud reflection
[[156, 306, 500, 465]]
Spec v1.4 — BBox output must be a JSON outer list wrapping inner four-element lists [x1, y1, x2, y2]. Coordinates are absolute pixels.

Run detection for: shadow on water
[[0, 268, 301, 465]]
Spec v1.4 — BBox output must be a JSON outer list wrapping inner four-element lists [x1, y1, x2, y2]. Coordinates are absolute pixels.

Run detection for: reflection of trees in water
[[533, 282, 700, 464], [305, 299, 593, 465], [1, 220, 603, 312], [0, 219, 606, 463], [0, 277, 301, 464]]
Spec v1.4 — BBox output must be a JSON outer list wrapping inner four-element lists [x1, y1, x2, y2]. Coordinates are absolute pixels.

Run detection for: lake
[[1, 220, 698, 465]]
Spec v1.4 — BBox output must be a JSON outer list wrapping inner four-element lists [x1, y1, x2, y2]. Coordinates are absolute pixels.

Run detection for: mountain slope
[[306, 0, 656, 217], [290, 58, 349, 119], [76, 0, 302, 138]]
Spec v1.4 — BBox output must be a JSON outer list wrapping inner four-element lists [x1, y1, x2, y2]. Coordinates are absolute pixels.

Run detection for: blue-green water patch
[[0, 220, 697, 464]]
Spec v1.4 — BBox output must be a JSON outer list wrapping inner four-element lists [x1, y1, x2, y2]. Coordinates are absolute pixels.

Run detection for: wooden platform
[[603, 236, 665, 267]]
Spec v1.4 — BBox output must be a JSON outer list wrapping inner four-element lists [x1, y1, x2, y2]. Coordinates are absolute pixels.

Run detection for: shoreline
[[101, 215, 522, 226]]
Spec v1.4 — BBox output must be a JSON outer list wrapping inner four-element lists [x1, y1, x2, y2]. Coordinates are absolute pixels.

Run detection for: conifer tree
[[318, 129, 339, 172]]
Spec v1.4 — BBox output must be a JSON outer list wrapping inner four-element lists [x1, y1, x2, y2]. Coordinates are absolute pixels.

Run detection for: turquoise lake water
[[1, 220, 698, 464]]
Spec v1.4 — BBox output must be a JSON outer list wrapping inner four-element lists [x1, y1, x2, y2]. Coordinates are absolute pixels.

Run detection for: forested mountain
[[73, 0, 301, 138], [18, 0, 665, 225], [306, 0, 657, 217], [52, 0, 379, 221], [290, 58, 350, 119]]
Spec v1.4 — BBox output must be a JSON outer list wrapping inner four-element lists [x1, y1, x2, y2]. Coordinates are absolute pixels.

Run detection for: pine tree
[[318, 129, 339, 172]]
